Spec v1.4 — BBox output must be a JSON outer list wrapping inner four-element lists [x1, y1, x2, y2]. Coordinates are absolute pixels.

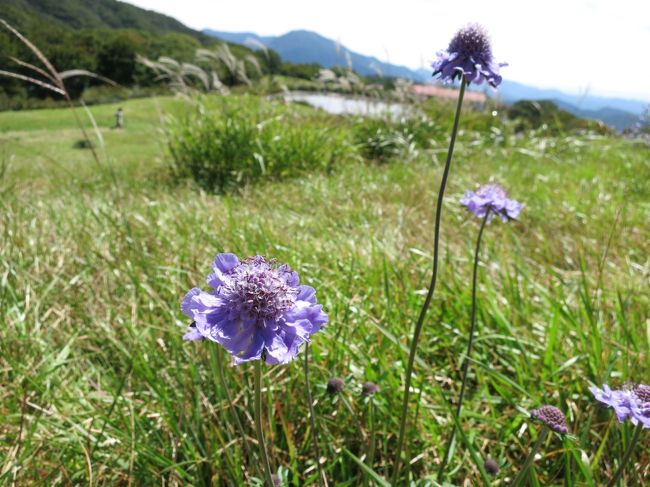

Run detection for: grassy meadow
[[0, 94, 648, 486]]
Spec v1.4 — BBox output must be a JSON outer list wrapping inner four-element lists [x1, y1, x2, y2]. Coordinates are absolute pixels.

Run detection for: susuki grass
[[0, 89, 648, 486]]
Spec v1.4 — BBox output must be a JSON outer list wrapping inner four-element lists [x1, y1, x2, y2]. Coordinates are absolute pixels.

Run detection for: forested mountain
[[0, 0, 268, 108], [2, 0, 198, 36]]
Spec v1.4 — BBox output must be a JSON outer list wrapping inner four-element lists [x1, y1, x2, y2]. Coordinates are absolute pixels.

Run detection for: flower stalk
[[254, 361, 275, 486], [437, 208, 491, 481], [607, 423, 643, 487], [512, 426, 549, 487], [367, 396, 377, 478], [391, 78, 467, 484], [212, 346, 253, 467], [304, 343, 327, 487]]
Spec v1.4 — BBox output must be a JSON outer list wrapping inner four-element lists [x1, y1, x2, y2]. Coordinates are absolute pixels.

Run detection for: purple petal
[[283, 303, 328, 335], [214, 253, 239, 272], [297, 285, 317, 303], [216, 320, 265, 363], [183, 326, 204, 341], [181, 288, 202, 318], [181, 288, 221, 318], [207, 253, 239, 289], [263, 326, 304, 364]]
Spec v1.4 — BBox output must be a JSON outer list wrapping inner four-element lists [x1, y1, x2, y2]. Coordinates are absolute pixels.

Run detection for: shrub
[[168, 98, 354, 192], [507, 99, 611, 135], [353, 116, 437, 162]]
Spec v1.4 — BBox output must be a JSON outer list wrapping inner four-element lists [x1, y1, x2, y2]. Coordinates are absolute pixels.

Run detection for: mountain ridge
[[204, 29, 431, 82]]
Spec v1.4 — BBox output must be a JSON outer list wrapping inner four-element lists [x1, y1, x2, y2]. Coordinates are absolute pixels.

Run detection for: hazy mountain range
[[205, 28, 647, 130], [204, 29, 431, 82], [495, 81, 643, 130]]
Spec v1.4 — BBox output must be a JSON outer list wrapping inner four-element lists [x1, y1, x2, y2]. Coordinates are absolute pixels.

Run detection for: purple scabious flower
[[181, 253, 328, 365], [590, 384, 650, 429], [432, 24, 507, 88], [530, 405, 569, 434], [461, 183, 524, 223]]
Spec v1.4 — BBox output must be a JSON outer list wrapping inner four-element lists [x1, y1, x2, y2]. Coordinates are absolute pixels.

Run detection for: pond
[[282, 91, 407, 118]]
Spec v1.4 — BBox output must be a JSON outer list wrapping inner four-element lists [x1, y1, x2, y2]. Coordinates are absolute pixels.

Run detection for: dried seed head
[[483, 458, 500, 475], [362, 381, 380, 397], [327, 377, 345, 395]]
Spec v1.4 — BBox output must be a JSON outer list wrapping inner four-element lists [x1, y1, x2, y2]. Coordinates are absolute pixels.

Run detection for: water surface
[[282, 91, 406, 117]]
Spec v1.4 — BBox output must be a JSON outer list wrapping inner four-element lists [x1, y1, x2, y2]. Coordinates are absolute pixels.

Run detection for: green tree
[[96, 33, 138, 85]]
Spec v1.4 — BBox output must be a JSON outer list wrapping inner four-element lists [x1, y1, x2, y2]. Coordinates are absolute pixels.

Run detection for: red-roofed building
[[411, 84, 487, 104]]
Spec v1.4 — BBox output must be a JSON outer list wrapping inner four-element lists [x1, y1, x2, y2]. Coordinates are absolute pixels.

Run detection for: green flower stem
[[391, 78, 467, 485], [607, 423, 644, 487], [512, 426, 549, 487], [340, 394, 365, 438], [254, 361, 275, 487], [366, 397, 377, 483], [304, 344, 327, 487], [437, 208, 491, 481]]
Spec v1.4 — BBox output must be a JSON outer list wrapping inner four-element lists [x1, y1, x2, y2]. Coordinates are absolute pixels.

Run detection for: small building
[[411, 84, 487, 104]]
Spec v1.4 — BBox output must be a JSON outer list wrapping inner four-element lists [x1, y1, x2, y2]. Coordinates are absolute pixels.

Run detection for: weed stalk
[[391, 79, 467, 484]]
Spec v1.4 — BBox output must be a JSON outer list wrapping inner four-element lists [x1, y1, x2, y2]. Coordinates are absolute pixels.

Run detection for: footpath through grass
[[0, 94, 648, 485]]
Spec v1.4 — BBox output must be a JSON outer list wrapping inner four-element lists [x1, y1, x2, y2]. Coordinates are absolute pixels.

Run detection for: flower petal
[[207, 253, 239, 289], [183, 326, 204, 341], [297, 285, 317, 303], [215, 253, 239, 272]]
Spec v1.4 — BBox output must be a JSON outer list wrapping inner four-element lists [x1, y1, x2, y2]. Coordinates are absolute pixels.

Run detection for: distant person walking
[[114, 107, 124, 129]]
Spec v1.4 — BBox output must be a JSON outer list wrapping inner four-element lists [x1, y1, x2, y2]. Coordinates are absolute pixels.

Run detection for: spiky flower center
[[633, 384, 650, 404], [477, 183, 507, 200], [222, 257, 296, 323], [531, 405, 568, 434], [449, 24, 492, 58]]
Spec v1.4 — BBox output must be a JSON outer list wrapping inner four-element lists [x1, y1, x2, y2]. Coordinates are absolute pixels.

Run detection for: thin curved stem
[[512, 427, 549, 487], [607, 423, 643, 487], [391, 79, 467, 484], [254, 361, 274, 487], [304, 344, 327, 487], [437, 208, 490, 481]]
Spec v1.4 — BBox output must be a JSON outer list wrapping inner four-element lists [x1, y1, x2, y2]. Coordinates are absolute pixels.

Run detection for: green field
[[1, 94, 648, 485]]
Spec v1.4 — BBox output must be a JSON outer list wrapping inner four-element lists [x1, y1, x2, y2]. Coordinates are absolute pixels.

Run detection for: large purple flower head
[[590, 384, 650, 429], [432, 23, 507, 88], [181, 253, 328, 365], [461, 183, 523, 223]]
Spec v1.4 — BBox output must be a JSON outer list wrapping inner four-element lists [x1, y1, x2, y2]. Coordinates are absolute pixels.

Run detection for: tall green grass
[[0, 94, 648, 485]]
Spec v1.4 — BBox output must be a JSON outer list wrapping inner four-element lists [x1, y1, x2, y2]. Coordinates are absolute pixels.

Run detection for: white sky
[[126, 0, 650, 101]]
